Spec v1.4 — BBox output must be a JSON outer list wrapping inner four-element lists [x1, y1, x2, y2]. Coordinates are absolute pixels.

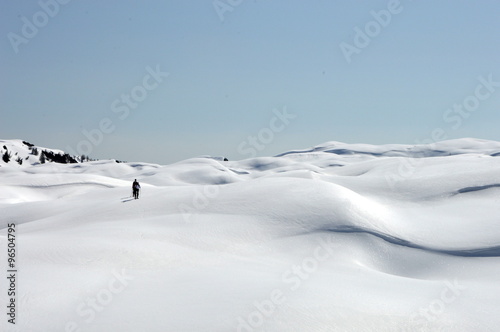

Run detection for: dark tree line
[[41, 150, 78, 164], [2, 148, 78, 165]]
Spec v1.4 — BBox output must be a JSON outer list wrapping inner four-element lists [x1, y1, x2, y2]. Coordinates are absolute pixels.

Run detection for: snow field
[[1, 138, 500, 331]]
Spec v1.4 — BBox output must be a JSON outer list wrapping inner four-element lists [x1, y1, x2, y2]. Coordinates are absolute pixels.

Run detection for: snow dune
[[1, 138, 500, 331]]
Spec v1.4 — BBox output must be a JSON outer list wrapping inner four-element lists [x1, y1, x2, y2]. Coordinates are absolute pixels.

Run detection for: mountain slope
[[0, 139, 88, 167]]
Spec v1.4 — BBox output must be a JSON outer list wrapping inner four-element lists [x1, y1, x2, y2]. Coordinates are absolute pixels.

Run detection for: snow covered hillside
[[0, 139, 94, 167], [2, 138, 500, 331]]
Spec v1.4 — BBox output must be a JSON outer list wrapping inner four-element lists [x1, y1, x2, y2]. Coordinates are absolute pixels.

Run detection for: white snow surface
[[2, 138, 500, 331]]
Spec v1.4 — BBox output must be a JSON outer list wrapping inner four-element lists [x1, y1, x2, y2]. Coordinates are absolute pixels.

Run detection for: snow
[[2, 138, 500, 331]]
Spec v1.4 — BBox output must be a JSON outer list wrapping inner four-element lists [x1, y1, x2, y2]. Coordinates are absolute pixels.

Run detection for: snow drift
[[1, 138, 500, 331]]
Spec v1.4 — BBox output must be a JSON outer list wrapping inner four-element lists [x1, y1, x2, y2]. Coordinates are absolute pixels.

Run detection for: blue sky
[[1, 0, 499, 164]]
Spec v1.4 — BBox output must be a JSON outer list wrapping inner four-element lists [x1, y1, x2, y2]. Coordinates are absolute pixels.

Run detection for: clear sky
[[1, 0, 499, 164]]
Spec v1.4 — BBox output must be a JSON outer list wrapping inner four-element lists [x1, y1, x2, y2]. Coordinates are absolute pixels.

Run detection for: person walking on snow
[[132, 179, 141, 199]]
